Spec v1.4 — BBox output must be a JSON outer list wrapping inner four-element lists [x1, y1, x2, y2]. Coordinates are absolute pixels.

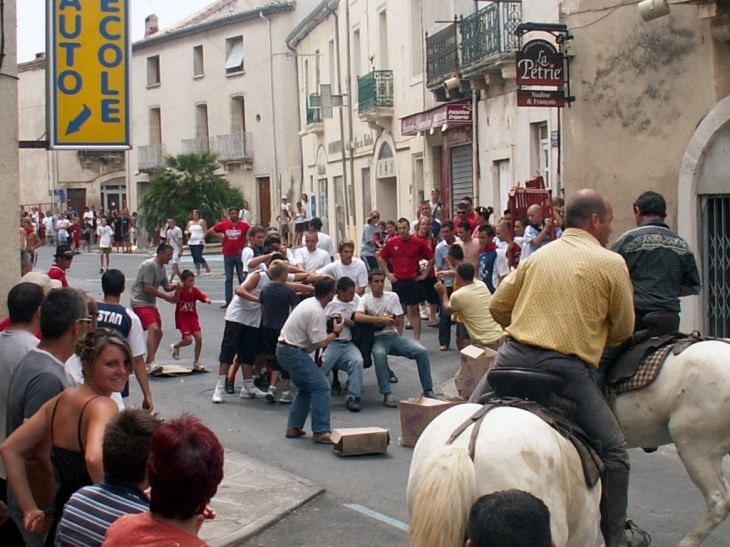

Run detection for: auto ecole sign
[[49, 0, 130, 149]]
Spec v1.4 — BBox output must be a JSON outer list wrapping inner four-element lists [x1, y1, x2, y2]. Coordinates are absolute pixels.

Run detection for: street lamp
[[638, 0, 670, 22]]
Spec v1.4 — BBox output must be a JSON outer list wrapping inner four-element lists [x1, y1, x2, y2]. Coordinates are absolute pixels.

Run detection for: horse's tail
[[407, 445, 477, 547]]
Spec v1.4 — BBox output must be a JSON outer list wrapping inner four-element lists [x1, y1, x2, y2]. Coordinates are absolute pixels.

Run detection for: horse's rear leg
[[674, 444, 730, 547]]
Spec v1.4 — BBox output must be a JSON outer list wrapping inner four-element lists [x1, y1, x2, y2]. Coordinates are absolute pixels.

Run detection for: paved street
[[40, 244, 730, 547]]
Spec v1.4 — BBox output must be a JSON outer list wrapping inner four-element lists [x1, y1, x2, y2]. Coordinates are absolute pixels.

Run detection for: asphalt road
[[40, 244, 730, 547]]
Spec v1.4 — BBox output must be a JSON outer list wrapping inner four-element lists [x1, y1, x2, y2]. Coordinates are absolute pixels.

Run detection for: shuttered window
[[450, 144, 473, 216]]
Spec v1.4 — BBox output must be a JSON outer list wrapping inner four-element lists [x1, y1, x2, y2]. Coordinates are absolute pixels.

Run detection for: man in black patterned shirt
[[612, 191, 701, 336]]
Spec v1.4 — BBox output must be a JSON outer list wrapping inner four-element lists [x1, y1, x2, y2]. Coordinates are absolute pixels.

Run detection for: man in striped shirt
[[57, 410, 162, 547]]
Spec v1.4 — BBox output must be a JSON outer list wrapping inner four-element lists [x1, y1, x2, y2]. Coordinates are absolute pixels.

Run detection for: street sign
[[517, 89, 565, 108], [516, 39, 564, 87], [48, 0, 130, 150]]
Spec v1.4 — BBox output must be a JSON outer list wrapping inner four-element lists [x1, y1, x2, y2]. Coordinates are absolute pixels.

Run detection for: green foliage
[[139, 152, 244, 232]]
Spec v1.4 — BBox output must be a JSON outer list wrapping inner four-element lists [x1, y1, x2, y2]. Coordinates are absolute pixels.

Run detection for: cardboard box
[[331, 427, 390, 456], [455, 344, 498, 400], [400, 397, 465, 447]]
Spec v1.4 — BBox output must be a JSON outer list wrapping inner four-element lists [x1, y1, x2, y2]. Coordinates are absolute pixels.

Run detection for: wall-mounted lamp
[[416, 131, 422, 138], [443, 76, 461, 90], [441, 123, 449, 132], [638, 0, 670, 22], [430, 127, 436, 135]]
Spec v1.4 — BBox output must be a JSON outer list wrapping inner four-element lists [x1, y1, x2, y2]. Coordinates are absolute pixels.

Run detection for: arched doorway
[[678, 96, 730, 334], [375, 141, 398, 222]]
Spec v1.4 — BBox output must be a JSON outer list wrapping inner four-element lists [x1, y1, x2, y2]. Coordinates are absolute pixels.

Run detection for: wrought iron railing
[[460, 2, 521, 68], [306, 107, 323, 125], [181, 136, 214, 154], [215, 131, 253, 162], [138, 143, 166, 171], [426, 23, 459, 87], [358, 70, 394, 114]]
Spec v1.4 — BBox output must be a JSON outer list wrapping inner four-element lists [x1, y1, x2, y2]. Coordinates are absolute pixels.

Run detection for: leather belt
[[278, 341, 303, 350]]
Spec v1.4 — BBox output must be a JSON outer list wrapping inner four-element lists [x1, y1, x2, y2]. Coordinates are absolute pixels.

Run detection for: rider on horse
[[483, 189, 649, 547], [612, 190, 701, 337]]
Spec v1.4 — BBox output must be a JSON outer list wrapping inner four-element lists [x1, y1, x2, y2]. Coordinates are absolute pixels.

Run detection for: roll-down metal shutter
[[450, 144, 473, 217]]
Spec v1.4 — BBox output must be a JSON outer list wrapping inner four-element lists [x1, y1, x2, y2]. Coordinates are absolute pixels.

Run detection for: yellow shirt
[[489, 228, 634, 368], [450, 281, 505, 346]]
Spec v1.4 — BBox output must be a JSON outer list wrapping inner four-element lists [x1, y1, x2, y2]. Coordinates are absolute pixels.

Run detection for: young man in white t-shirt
[[97, 217, 114, 273], [295, 231, 331, 272], [309, 217, 335, 258], [315, 239, 368, 295], [164, 218, 184, 283], [240, 226, 268, 276], [354, 270, 435, 408]]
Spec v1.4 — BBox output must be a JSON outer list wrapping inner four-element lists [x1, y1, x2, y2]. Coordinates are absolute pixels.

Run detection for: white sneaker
[[212, 384, 225, 403], [266, 385, 277, 403], [171, 344, 180, 360], [278, 390, 294, 404], [240, 386, 267, 399], [147, 363, 162, 376]]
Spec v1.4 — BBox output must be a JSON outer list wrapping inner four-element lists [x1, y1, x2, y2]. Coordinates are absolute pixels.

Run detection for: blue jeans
[[223, 254, 243, 305], [276, 344, 331, 433], [371, 334, 433, 394], [322, 341, 364, 398]]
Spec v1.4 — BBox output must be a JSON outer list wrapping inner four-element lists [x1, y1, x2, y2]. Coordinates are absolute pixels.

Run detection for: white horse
[[407, 403, 601, 547], [407, 340, 730, 547]]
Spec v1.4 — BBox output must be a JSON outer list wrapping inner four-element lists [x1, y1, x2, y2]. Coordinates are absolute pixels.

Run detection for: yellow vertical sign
[[50, 0, 130, 149]]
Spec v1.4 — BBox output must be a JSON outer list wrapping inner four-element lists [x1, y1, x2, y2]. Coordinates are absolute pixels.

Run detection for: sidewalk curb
[[202, 450, 324, 547]]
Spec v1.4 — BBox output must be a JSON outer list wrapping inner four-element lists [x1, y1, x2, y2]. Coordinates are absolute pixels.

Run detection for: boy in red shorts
[[171, 270, 211, 370]]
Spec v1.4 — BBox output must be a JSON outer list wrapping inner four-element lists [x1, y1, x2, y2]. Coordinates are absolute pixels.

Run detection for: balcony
[[305, 107, 324, 135], [138, 143, 166, 172], [181, 136, 213, 154], [426, 23, 459, 88], [459, 2, 521, 79], [214, 131, 253, 163], [357, 70, 393, 124]]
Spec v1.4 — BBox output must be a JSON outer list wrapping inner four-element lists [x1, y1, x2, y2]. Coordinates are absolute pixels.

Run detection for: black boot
[[600, 471, 651, 547]]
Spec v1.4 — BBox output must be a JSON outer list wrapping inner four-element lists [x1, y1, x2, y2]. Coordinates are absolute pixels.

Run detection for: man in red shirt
[[207, 207, 250, 308], [48, 244, 74, 287], [378, 218, 434, 341], [453, 202, 477, 231]]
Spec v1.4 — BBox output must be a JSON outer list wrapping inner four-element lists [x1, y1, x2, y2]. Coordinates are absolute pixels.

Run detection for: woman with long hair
[[361, 210, 381, 271], [293, 201, 308, 247], [185, 210, 211, 276], [1, 329, 133, 546]]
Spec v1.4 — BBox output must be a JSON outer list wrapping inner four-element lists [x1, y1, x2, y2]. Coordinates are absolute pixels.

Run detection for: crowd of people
[[3, 186, 702, 547], [20, 206, 142, 275]]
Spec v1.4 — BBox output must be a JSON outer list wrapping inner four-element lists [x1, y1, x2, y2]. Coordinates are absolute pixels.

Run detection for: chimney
[[145, 15, 159, 38]]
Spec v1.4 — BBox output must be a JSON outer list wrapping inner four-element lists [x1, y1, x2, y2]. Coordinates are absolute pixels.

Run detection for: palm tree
[[139, 152, 245, 234]]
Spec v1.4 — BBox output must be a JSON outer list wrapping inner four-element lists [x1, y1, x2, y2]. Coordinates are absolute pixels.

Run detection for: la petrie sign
[[516, 39, 564, 87]]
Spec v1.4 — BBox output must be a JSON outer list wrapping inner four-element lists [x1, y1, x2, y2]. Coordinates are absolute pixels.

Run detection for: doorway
[[257, 177, 271, 227], [67, 188, 86, 216]]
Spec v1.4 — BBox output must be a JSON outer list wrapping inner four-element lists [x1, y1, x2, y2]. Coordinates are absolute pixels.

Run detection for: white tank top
[[187, 223, 205, 245]]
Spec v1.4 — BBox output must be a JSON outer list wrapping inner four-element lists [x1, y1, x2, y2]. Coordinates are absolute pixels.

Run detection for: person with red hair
[[102, 414, 224, 547]]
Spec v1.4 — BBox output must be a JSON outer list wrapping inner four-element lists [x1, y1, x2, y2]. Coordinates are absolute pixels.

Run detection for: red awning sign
[[401, 101, 473, 136]]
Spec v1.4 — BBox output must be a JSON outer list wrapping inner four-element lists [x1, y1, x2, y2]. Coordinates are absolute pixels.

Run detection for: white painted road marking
[[344, 503, 409, 532]]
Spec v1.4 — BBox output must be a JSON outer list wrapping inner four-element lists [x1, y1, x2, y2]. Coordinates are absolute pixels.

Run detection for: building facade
[[288, 0, 434, 246], [129, 0, 318, 229], [2, 0, 21, 309], [562, 1, 730, 334]]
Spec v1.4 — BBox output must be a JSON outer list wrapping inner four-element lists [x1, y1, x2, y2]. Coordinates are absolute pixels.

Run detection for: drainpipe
[[344, 0, 356, 228], [472, 89, 479, 206], [327, 2, 352, 235], [286, 36, 304, 199], [261, 11, 280, 217]]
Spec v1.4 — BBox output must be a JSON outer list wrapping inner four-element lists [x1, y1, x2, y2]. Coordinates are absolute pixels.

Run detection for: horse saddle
[[463, 368, 604, 487], [606, 334, 676, 385]]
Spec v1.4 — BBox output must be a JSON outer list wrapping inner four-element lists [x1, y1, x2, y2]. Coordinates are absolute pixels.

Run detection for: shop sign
[[376, 158, 396, 179], [49, 0, 130, 149], [516, 39, 563, 87], [517, 89, 565, 108], [401, 101, 472, 136]]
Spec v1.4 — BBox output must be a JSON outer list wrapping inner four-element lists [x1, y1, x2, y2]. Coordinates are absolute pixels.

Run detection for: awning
[[401, 100, 472, 136]]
